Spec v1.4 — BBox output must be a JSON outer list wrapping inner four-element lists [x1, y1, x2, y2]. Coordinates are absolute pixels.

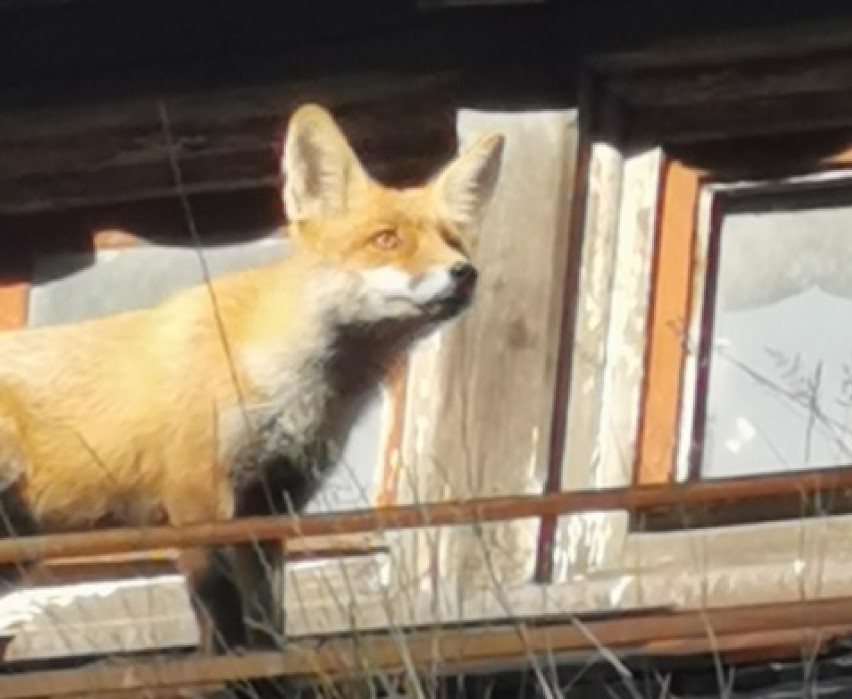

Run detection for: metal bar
[[2, 597, 852, 698], [0, 465, 848, 564]]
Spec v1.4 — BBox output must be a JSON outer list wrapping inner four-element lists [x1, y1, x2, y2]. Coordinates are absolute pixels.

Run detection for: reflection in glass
[[700, 187, 852, 478]]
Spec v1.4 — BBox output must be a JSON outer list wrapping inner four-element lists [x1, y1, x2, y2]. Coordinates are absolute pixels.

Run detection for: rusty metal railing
[[0, 465, 847, 564]]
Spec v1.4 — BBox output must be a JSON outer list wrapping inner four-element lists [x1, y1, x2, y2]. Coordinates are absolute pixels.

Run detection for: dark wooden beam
[[589, 22, 852, 144], [0, 73, 457, 215]]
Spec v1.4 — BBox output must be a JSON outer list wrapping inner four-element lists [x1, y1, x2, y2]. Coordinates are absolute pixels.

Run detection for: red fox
[[0, 104, 504, 652]]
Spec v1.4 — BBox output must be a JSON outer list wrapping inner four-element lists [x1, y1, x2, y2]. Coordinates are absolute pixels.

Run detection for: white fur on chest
[[217, 347, 331, 468], [212, 265, 413, 492]]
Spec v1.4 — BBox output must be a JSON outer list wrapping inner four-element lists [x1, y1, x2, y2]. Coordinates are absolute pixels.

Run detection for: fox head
[[282, 104, 504, 326]]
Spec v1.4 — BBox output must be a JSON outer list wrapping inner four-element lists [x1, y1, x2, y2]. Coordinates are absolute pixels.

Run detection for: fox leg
[[232, 540, 285, 649], [175, 545, 246, 654], [0, 477, 38, 594], [231, 455, 322, 651], [231, 473, 288, 651], [164, 479, 245, 655], [0, 424, 37, 593]]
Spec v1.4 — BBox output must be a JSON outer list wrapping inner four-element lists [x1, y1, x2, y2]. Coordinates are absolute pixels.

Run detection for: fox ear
[[282, 104, 370, 222], [431, 132, 504, 239]]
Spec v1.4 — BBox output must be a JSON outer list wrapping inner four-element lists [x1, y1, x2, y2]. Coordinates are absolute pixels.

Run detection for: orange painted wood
[[0, 281, 27, 330], [376, 357, 408, 507], [636, 159, 702, 485], [28, 541, 391, 587], [822, 144, 852, 166], [91, 228, 146, 249], [634, 144, 852, 488]]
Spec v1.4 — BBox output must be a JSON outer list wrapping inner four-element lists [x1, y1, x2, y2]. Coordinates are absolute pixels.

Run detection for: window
[[550, 27, 852, 612], [686, 177, 852, 481], [625, 149, 852, 527]]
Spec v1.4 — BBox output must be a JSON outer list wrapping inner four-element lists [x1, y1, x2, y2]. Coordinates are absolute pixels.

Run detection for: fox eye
[[372, 229, 402, 251], [444, 235, 466, 254]]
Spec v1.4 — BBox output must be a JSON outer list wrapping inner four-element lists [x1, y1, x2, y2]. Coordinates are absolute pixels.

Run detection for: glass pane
[[28, 237, 287, 326], [699, 186, 852, 478]]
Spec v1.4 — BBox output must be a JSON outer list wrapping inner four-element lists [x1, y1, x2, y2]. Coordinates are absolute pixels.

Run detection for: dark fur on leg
[[0, 478, 40, 593], [223, 460, 322, 697], [233, 541, 285, 650], [178, 546, 248, 654], [230, 453, 322, 650]]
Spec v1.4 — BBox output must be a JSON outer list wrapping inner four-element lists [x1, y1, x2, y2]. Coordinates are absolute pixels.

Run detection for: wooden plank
[[570, 149, 663, 568], [632, 91, 852, 144], [0, 281, 27, 330], [400, 110, 579, 604], [0, 73, 454, 148], [550, 120, 626, 577], [0, 188, 283, 257], [25, 541, 390, 588], [639, 625, 851, 659], [590, 29, 852, 145], [11, 541, 852, 659], [592, 21, 852, 73], [376, 357, 408, 507], [606, 56, 852, 108], [635, 160, 701, 485], [3, 597, 852, 697], [545, 146, 663, 579], [90, 229, 149, 250], [64, 688, 224, 699], [25, 556, 178, 587], [533, 109, 586, 581], [0, 74, 457, 214], [420, 0, 544, 7]]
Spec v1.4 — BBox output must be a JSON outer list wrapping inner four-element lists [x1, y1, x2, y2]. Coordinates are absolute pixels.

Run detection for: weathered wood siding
[[399, 109, 579, 612], [0, 74, 456, 216]]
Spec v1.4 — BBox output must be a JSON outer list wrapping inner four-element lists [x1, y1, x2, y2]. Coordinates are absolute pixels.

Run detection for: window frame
[[674, 160, 852, 486], [636, 152, 852, 530], [553, 23, 852, 581]]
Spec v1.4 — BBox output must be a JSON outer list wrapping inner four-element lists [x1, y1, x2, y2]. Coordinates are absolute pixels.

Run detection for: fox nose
[[450, 262, 478, 289]]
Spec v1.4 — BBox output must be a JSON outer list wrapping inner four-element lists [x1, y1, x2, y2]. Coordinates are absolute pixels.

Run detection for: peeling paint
[[554, 145, 662, 579]]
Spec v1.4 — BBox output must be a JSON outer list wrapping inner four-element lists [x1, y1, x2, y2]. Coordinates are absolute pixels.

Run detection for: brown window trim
[[633, 136, 852, 531], [635, 157, 702, 487], [0, 281, 27, 332], [0, 192, 408, 582]]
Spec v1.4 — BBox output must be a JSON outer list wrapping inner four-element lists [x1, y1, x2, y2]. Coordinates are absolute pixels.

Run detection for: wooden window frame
[[635, 147, 852, 530], [553, 23, 852, 585]]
